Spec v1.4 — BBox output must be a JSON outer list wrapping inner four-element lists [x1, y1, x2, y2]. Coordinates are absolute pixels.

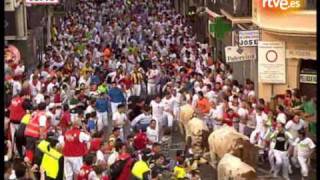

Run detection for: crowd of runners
[[4, 0, 316, 180]]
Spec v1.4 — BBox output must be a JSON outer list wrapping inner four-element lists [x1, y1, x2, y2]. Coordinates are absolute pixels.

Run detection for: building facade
[[5, 0, 77, 73], [206, 0, 256, 88], [203, 0, 316, 100], [252, 0, 316, 100]]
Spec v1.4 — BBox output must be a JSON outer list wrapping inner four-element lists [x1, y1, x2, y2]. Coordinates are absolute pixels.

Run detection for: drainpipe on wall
[[15, 4, 26, 38], [46, 6, 53, 46]]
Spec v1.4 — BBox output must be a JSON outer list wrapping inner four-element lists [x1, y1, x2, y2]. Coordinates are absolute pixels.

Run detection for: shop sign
[[300, 74, 317, 84], [225, 46, 256, 63], [286, 49, 317, 60], [26, 0, 59, 4], [258, 41, 286, 84], [239, 30, 259, 47]]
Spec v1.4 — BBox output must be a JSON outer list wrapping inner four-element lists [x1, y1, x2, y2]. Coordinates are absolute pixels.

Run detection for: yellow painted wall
[[252, 0, 316, 34], [257, 31, 316, 100]]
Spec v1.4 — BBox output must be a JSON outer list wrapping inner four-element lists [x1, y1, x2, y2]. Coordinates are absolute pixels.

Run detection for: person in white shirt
[[285, 114, 307, 140], [46, 103, 59, 126], [285, 114, 308, 172], [238, 102, 249, 134], [11, 77, 22, 97], [146, 120, 159, 144], [150, 95, 165, 130], [47, 77, 59, 95], [213, 102, 226, 130], [191, 91, 199, 108], [34, 89, 45, 105], [161, 93, 175, 128], [147, 66, 158, 96], [79, 75, 91, 89], [94, 33, 101, 45], [276, 105, 287, 124], [14, 63, 25, 77], [29, 76, 42, 97], [292, 129, 315, 179], [206, 101, 218, 130], [131, 106, 153, 132], [172, 89, 182, 122], [250, 106, 268, 146], [205, 84, 217, 104], [112, 104, 127, 140], [85, 99, 96, 116]]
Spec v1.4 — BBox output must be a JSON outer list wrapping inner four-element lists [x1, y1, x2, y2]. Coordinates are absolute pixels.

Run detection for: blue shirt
[[87, 119, 96, 132], [90, 75, 100, 85], [108, 87, 125, 103], [96, 98, 109, 112]]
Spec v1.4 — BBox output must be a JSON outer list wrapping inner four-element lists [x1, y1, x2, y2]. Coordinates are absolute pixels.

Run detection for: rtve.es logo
[[262, 0, 301, 10]]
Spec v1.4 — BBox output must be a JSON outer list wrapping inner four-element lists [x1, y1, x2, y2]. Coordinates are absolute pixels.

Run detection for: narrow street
[[4, 0, 317, 180]]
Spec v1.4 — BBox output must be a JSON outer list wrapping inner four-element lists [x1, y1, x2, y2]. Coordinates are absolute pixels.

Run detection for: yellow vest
[[21, 113, 31, 125], [131, 160, 150, 179], [37, 140, 62, 179], [174, 166, 187, 179]]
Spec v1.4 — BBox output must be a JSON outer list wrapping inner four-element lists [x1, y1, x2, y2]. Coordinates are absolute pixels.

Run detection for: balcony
[[220, 0, 252, 17]]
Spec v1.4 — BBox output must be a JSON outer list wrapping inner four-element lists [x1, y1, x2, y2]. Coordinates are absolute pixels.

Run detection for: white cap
[[48, 103, 56, 109]]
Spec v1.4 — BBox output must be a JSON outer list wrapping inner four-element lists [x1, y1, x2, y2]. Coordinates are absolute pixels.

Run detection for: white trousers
[[147, 83, 156, 96], [132, 84, 141, 96], [273, 149, 290, 179], [239, 123, 246, 135], [298, 155, 310, 177], [153, 116, 164, 137], [164, 112, 174, 128], [125, 89, 132, 101], [111, 102, 121, 114], [268, 149, 275, 171], [64, 156, 83, 180], [97, 111, 108, 132], [250, 129, 265, 147], [10, 123, 19, 155]]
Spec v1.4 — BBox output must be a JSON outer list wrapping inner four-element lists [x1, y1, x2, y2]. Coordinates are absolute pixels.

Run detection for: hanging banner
[[225, 46, 256, 63], [258, 41, 286, 84], [239, 30, 259, 47], [26, 0, 59, 4]]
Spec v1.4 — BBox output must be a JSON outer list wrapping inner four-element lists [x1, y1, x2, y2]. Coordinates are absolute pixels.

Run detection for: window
[[306, 0, 316, 10]]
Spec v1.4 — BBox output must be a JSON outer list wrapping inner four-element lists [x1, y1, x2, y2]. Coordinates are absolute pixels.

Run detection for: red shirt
[[134, 132, 148, 150], [101, 176, 109, 180], [59, 111, 71, 133], [90, 138, 102, 152], [119, 78, 133, 90], [63, 127, 87, 157], [9, 96, 26, 122], [117, 157, 134, 180], [223, 113, 239, 127], [54, 92, 62, 103], [77, 164, 93, 180]]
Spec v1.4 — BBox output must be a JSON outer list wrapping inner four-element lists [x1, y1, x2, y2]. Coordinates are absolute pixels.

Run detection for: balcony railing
[[220, 0, 251, 17]]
